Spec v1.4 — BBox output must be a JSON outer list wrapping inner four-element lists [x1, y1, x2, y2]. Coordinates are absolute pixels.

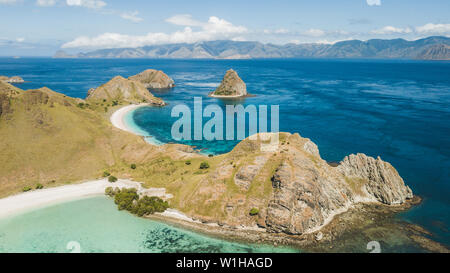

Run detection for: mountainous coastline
[[54, 36, 450, 60]]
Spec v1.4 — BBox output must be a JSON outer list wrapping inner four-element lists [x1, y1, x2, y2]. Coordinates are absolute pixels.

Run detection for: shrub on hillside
[[114, 188, 139, 211], [131, 196, 169, 217], [103, 171, 110, 177], [199, 161, 210, 169], [249, 208, 259, 216], [22, 186, 32, 192], [108, 176, 118, 183], [35, 183, 44, 190], [105, 187, 119, 197], [130, 164, 137, 169]]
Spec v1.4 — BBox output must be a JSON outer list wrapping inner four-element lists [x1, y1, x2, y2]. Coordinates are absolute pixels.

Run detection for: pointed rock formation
[[86, 76, 165, 106], [210, 69, 247, 97], [128, 69, 175, 89]]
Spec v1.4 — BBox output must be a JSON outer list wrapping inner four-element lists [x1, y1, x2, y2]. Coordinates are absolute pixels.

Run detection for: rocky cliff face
[[182, 133, 413, 235], [337, 154, 413, 205], [211, 69, 247, 97], [86, 76, 165, 106], [128, 69, 175, 89]]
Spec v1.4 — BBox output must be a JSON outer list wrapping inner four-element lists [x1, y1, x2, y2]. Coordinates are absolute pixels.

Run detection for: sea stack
[[86, 76, 165, 106], [128, 69, 175, 89], [211, 69, 247, 97]]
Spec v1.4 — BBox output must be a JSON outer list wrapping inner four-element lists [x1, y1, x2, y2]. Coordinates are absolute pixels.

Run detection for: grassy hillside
[[0, 81, 158, 197]]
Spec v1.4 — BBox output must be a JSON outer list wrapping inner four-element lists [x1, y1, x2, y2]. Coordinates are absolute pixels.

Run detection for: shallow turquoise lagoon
[[0, 196, 298, 253]]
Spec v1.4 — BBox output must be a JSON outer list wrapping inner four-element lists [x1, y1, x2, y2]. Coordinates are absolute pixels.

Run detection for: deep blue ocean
[[1, 58, 449, 248]]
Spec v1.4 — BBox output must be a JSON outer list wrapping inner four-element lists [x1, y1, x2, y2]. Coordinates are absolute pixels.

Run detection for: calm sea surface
[[0, 58, 448, 250]]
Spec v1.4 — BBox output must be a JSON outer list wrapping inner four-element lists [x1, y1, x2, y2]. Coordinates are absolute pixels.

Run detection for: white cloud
[[0, 0, 18, 4], [366, 0, 381, 6], [416, 23, 450, 34], [371, 26, 413, 34], [16, 37, 25, 42], [120, 11, 143, 23], [62, 15, 247, 49], [37, 0, 56, 6], [263, 28, 290, 34], [301, 29, 326, 37], [165, 14, 203, 27], [66, 0, 105, 9]]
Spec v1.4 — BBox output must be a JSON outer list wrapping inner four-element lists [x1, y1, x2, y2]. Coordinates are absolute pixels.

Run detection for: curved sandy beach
[[0, 179, 142, 219], [110, 104, 164, 146], [110, 104, 147, 133]]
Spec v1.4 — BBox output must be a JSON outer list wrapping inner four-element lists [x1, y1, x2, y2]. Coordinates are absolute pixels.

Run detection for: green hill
[[0, 81, 157, 197]]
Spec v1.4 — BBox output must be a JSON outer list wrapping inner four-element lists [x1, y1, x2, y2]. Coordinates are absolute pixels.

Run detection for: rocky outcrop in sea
[[86, 76, 165, 106], [128, 69, 175, 89], [211, 69, 247, 97]]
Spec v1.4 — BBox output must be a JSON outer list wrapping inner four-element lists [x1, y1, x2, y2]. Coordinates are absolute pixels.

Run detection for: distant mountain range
[[54, 36, 450, 60]]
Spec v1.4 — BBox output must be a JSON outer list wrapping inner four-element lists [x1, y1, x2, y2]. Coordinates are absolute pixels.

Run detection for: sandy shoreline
[[0, 179, 144, 219], [110, 104, 147, 134], [110, 104, 165, 146]]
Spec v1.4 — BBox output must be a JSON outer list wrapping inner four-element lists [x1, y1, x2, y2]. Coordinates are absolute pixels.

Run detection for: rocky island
[[210, 69, 248, 98], [0, 76, 24, 83], [87, 75, 166, 106], [128, 69, 175, 89]]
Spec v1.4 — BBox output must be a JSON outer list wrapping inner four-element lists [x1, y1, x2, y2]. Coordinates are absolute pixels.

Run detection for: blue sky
[[0, 0, 449, 55]]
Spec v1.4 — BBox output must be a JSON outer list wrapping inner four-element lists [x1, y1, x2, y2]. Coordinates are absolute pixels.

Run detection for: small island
[[210, 69, 249, 98], [128, 69, 175, 90], [86, 74, 166, 106], [0, 76, 24, 84]]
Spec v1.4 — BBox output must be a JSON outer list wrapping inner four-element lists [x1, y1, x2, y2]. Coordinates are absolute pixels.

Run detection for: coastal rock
[[128, 69, 175, 89], [86, 76, 165, 106], [211, 69, 247, 97], [0, 76, 24, 83], [337, 153, 413, 205], [266, 158, 352, 235]]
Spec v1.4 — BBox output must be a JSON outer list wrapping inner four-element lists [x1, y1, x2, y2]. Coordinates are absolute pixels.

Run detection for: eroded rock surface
[[183, 133, 414, 235], [337, 153, 413, 205]]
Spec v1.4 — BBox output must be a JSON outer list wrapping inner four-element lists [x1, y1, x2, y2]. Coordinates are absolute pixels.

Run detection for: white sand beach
[[110, 104, 164, 146], [0, 178, 196, 223], [110, 104, 146, 133], [0, 179, 142, 219]]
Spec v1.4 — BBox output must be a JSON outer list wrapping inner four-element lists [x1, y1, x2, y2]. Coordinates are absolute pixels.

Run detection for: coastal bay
[[0, 58, 448, 252]]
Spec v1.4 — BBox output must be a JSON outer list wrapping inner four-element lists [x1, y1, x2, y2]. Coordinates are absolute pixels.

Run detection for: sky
[[0, 0, 449, 55]]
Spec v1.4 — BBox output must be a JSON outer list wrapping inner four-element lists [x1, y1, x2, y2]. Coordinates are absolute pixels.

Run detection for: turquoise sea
[[0, 196, 296, 253], [0, 58, 448, 251]]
